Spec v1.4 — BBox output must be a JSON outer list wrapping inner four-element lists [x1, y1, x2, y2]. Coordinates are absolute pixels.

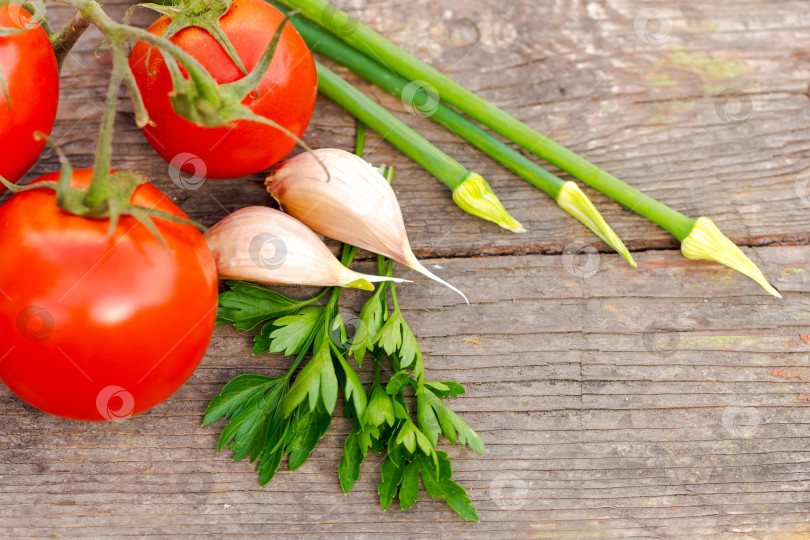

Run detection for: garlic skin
[[204, 206, 405, 290], [268, 149, 407, 261], [266, 148, 468, 303]]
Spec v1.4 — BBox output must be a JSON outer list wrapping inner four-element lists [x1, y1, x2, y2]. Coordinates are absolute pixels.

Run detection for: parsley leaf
[[418, 452, 479, 522], [267, 307, 325, 356], [203, 374, 278, 428], [386, 370, 413, 396], [364, 382, 395, 428], [425, 380, 466, 397], [286, 402, 332, 471], [256, 438, 286, 486], [203, 374, 290, 485], [375, 310, 419, 369], [332, 345, 368, 420], [374, 310, 403, 357], [417, 387, 485, 455], [341, 372, 400, 494], [338, 430, 365, 493], [285, 331, 339, 415], [217, 281, 320, 330], [378, 453, 405, 510], [253, 324, 274, 355], [397, 421, 437, 464], [377, 424, 479, 522], [398, 461, 420, 510]]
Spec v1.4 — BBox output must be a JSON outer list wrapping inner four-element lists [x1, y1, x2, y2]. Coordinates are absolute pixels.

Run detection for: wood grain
[[2, 0, 810, 538], [1, 246, 808, 538]]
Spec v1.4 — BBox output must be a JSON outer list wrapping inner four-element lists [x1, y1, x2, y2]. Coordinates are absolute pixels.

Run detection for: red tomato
[[0, 4, 59, 188], [0, 170, 218, 421], [129, 0, 317, 179]]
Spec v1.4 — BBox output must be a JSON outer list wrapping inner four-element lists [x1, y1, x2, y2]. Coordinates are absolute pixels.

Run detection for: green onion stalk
[[271, 3, 634, 267], [276, 0, 780, 296], [316, 64, 523, 234]]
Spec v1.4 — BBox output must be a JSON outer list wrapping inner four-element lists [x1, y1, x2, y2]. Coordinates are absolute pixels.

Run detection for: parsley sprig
[[204, 125, 484, 521], [337, 253, 484, 521], [204, 242, 366, 484]]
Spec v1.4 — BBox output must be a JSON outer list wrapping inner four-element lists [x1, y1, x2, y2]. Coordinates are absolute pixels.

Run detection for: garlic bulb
[[266, 148, 468, 303], [204, 206, 405, 290]]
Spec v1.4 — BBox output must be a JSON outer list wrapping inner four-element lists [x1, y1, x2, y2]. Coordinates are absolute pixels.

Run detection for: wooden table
[[3, 0, 810, 537]]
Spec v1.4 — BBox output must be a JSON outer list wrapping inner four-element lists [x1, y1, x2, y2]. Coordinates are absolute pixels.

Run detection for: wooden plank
[[2, 246, 809, 538], [2, 0, 810, 537]]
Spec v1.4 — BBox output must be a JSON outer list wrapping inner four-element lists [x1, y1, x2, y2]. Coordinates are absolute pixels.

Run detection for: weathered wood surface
[[2, 0, 810, 538]]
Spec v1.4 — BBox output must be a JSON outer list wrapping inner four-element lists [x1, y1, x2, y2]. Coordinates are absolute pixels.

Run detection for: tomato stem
[[54, 0, 226, 128], [49, 0, 321, 177], [84, 68, 121, 211], [51, 9, 90, 71]]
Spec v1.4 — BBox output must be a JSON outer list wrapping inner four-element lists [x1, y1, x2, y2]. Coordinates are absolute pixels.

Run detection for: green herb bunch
[[205, 164, 484, 521]]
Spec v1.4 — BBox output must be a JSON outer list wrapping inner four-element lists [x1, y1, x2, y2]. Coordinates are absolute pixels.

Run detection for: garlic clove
[[204, 206, 406, 290], [266, 148, 467, 303]]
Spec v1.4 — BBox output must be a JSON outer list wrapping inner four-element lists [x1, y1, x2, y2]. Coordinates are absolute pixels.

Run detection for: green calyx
[[143, 8, 328, 173], [125, 1, 297, 133], [137, 0, 248, 75], [156, 10, 313, 144], [0, 138, 201, 247], [0, 171, 202, 246]]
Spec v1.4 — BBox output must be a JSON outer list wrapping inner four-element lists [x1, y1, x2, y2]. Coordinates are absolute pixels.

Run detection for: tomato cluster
[[0, 1, 317, 420]]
